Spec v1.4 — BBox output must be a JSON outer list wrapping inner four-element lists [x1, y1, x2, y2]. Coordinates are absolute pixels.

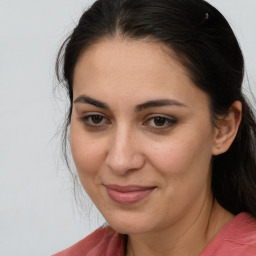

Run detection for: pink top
[[53, 213, 256, 256]]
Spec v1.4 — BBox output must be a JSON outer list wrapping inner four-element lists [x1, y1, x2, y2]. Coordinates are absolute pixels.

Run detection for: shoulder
[[52, 226, 125, 256], [202, 212, 256, 256]]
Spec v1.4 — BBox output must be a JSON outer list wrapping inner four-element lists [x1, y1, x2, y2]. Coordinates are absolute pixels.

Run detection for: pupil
[[154, 117, 165, 126], [92, 115, 103, 124]]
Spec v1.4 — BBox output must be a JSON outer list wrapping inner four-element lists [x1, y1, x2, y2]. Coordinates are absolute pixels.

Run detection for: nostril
[[106, 151, 145, 175]]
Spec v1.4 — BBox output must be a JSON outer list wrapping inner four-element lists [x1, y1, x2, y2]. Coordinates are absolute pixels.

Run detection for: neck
[[126, 199, 233, 256]]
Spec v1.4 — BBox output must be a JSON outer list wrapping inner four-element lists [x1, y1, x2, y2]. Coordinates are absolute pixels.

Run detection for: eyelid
[[142, 114, 177, 129], [79, 112, 111, 128]]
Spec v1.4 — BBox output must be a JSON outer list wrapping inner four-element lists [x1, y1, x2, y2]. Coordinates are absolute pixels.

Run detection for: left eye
[[145, 116, 177, 128]]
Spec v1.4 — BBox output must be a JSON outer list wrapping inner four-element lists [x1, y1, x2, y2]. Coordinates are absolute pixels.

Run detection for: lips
[[105, 184, 156, 205]]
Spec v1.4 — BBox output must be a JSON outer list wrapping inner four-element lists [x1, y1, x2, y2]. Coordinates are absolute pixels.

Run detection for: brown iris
[[91, 115, 104, 124], [153, 117, 166, 126]]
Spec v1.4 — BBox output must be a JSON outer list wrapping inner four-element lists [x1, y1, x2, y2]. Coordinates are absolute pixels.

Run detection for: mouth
[[104, 184, 157, 205]]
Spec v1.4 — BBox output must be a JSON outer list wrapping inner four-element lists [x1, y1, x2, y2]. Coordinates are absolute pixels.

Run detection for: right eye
[[80, 114, 110, 129]]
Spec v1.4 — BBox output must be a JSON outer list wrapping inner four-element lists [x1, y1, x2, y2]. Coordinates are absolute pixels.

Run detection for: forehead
[[73, 38, 209, 109], [74, 37, 187, 82]]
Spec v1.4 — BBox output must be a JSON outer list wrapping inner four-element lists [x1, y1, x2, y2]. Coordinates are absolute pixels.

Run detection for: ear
[[212, 101, 242, 156]]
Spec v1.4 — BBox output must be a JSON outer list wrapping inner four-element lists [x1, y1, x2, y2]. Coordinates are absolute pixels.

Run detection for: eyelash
[[143, 115, 177, 130], [80, 114, 177, 131], [80, 114, 110, 129]]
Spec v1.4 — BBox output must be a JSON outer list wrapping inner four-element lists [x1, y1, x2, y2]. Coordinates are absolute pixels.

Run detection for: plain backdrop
[[0, 1, 255, 255]]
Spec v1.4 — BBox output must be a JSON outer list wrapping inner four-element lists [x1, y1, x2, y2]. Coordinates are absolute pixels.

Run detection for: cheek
[[70, 123, 106, 182], [148, 128, 214, 178]]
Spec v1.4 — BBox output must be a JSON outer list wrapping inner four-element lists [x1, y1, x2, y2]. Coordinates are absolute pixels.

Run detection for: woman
[[53, 0, 256, 255]]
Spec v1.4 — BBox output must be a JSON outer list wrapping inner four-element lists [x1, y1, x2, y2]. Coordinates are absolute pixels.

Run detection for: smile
[[105, 184, 156, 205]]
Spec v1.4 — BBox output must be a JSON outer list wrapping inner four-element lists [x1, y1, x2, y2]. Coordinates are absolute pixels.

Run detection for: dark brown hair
[[56, 0, 256, 216]]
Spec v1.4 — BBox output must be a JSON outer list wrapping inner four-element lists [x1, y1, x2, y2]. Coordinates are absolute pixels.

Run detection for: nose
[[105, 127, 145, 175]]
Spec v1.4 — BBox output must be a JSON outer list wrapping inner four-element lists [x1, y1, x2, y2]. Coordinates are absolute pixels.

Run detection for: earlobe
[[212, 101, 242, 156]]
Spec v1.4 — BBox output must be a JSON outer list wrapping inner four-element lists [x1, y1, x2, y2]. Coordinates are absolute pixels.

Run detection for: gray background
[[0, 1, 255, 255]]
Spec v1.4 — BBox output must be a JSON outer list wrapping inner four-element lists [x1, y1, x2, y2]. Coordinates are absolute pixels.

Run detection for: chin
[[103, 211, 156, 235]]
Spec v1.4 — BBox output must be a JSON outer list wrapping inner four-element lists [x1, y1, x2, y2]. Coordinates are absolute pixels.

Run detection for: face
[[70, 38, 217, 235]]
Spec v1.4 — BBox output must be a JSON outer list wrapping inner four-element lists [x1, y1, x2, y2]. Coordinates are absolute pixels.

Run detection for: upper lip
[[104, 184, 156, 192]]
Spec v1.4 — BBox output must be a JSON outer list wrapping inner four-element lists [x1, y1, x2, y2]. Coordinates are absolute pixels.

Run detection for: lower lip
[[106, 187, 155, 205]]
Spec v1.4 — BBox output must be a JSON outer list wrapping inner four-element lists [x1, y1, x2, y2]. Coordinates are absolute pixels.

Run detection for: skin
[[70, 38, 241, 256]]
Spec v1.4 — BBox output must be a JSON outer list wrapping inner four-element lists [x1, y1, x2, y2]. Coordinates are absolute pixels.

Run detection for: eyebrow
[[74, 95, 187, 111], [74, 95, 109, 109], [135, 99, 187, 112]]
